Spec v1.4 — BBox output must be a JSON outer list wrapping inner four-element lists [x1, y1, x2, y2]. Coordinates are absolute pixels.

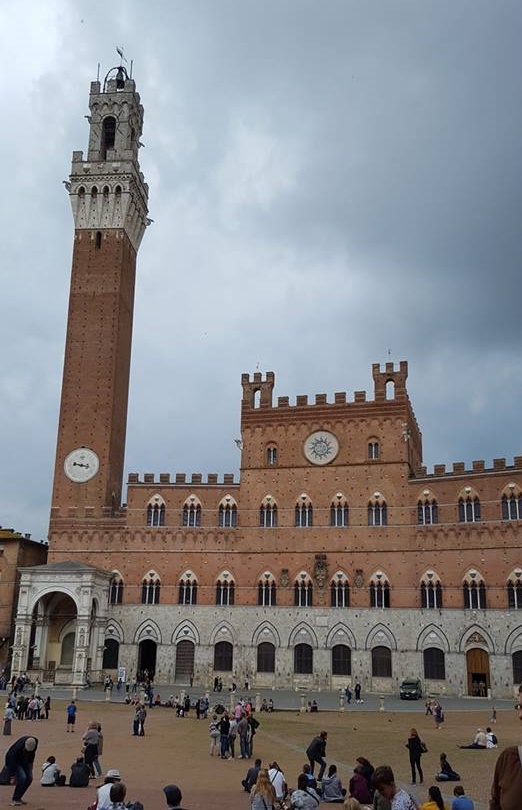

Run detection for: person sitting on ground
[[302, 763, 318, 791], [267, 761, 288, 806], [435, 753, 460, 782], [290, 772, 321, 809], [486, 727, 498, 749], [459, 729, 487, 749], [164, 783, 189, 809], [355, 757, 375, 798], [250, 769, 277, 810], [40, 755, 62, 786], [310, 699, 318, 712], [450, 786, 474, 810], [268, 698, 274, 712], [349, 764, 372, 804], [97, 768, 123, 809], [109, 781, 128, 810], [69, 756, 90, 787], [372, 765, 418, 810], [322, 763, 346, 803], [420, 785, 448, 810], [242, 757, 262, 792], [261, 699, 268, 712]]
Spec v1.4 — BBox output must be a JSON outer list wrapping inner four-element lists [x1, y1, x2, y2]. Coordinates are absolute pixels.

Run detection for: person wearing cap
[[164, 783, 189, 809], [97, 768, 123, 810], [4, 734, 38, 806]]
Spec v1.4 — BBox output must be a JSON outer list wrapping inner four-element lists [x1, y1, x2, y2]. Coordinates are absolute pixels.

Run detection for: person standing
[[66, 698, 77, 732], [306, 730, 328, 781], [3, 703, 15, 735], [354, 681, 362, 703], [406, 728, 424, 785], [218, 710, 231, 759], [82, 720, 100, 777], [238, 712, 249, 759], [44, 695, 51, 720], [4, 735, 38, 806]]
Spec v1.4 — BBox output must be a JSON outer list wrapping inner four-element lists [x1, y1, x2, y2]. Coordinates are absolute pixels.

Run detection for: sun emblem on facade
[[303, 430, 339, 465]]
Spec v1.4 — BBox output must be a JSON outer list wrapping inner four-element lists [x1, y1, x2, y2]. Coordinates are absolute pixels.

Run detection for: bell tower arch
[[50, 65, 149, 526]]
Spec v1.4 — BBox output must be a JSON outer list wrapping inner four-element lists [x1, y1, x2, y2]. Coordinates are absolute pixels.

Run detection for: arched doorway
[[174, 640, 195, 682], [138, 639, 157, 680], [466, 648, 490, 696], [103, 638, 119, 670]]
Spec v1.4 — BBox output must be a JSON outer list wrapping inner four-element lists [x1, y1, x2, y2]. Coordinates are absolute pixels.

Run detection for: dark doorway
[[466, 648, 490, 695], [138, 639, 157, 679], [174, 640, 195, 682]]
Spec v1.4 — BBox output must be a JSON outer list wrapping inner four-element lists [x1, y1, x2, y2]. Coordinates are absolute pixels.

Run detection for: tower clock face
[[64, 447, 100, 483], [303, 431, 339, 465]]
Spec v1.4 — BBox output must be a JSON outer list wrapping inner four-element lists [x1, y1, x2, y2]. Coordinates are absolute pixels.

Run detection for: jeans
[[220, 734, 229, 757], [11, 764, 33, 801], [240, 735, 249, 758], [410, 756, 423, 783]]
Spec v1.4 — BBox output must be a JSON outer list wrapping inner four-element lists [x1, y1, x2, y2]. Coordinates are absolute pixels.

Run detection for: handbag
[[420, 741, 428, 753]]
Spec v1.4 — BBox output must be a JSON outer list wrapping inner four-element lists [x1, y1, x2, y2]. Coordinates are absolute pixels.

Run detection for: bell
[[116, 67, 125, 90]]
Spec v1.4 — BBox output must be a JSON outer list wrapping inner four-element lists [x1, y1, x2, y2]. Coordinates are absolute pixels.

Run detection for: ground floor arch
[[466, 647, 490, 696], [174, 640, 195, 681], [138, 639, 157, 679]]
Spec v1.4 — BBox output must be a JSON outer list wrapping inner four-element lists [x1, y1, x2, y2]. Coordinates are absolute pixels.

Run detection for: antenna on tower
[[97, 63, 100, 82]]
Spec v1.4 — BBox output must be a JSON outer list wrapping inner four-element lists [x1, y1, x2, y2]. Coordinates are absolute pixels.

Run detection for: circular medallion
[[303, 430, 339, 465], [64, 447, 100, 483]]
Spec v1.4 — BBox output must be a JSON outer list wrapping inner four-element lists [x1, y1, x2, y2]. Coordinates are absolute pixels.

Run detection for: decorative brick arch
[[210, 622, 235, 646], [133, 620, 162, 645], [104, 620, 124, 643], [416, 623, 450, 653], [458, 625, 495, 654], [326, 622, 356, 649], [171, 620, 200, 645], [504, 627, 522, 656], [288, 622, 318, 648], [365, 623, 397, 651], [251, 621, 281, 648]]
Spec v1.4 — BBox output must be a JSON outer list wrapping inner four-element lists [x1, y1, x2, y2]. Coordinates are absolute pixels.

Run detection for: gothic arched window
[[295, 495, 313, 528], [147, 497, 165, 527], [294, 573, 313, 607], [368, 494, 387, 527], [260, 498, 278, 528], [216, 573, 235, 606], [370, 573, 390, 608], [109, 573, 124, 605], [258, 573, 277, 606], [178, 573, 198, 605], [141, 572, 160, 605], [330, 495, 349, 527], [330, 573, 350, 607], [219, 498, 238, 528], [182, 497, 201, 527], [420, 572, 443, 608], [463, 571, 486, 609]]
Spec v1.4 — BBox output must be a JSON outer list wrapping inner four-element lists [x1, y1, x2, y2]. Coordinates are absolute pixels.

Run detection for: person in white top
[[267, 761, 287, 803], [96, 768, 122, 810], [40, 756, 61, 786]]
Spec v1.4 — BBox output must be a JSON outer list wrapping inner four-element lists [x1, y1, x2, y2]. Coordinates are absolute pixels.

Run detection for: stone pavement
[[0, 687, 516, 810]]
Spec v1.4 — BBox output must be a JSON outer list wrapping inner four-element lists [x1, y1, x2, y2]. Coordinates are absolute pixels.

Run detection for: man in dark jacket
[[241, 758, 262, 791], [4, 735, 38, 805], [306, 730, 328, 781], [69, 756, 90, 787]]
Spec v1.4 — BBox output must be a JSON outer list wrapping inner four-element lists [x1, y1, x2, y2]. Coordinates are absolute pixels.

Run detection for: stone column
[[72, 621, 90, 686], [11, 620, 32, 676]]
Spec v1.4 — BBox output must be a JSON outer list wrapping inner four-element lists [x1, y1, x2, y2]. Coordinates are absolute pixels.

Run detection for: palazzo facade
[[12, 68, 522, 697]]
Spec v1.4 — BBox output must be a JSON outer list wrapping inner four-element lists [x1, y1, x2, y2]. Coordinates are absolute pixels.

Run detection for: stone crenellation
[[416, 456, 522, 478]]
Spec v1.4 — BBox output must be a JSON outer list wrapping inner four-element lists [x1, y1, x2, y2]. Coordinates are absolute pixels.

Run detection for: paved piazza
[[0, 692, 518, 809]]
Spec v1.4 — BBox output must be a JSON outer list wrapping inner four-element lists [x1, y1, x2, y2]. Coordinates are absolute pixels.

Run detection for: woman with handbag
[[250, 768, 277, 810], [405, 728, 424, 785]]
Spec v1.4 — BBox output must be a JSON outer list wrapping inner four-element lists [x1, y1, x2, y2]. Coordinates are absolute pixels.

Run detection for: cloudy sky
[[1, 0, 520, 542]]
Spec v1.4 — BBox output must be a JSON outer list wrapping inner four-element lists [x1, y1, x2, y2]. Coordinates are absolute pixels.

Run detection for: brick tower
[[50, 65, 149, 524]]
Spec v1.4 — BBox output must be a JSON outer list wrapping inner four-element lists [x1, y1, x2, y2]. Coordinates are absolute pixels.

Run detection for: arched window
[[418, 493, 439, 525], [294, 574, 313, 607], [147, 497, 165, 527], [512, 651, 522, 684], [216, 574, 235, 606], [368, 493, 387, 526], [214, 640, 233, 671], [330, 573, 350, 607], [368, 441, 379, 460], [219, 498, 238, 528], [183, 496, 201, 527], [295, 495, 313, 528], [78, 186, 85, 199], [458, 494, 481, 523], [372, 646, 392, 677], [258, 574, 277, 606], [370, 573, 390, 608], [109, 573, 124, 605], [332, 644, 351, 676], [507, 570, 522, 609], [260, 498, 278, 528], [178, 573, 198, 605], [266, 445, 278, 466], [102, 116, 116, 158], [502, 492, 522, 521], [330, 496, 349, 527], [463, 571, 486, 609], [420, 572, 443, 608], [141, 573, 161, 605], [95, 231, 102, 249], [257, 642, 275, 673], [60, 632, 75, 666], [423, 647, 445, 680], [294, 643, 313, 674]]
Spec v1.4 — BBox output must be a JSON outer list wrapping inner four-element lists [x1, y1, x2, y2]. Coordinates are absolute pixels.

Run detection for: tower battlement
[[127, 472, 237, 486], [416, 456, 522, 479]]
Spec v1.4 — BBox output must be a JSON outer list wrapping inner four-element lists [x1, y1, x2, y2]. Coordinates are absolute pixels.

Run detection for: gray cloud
[[0, 0, 520, 539]]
